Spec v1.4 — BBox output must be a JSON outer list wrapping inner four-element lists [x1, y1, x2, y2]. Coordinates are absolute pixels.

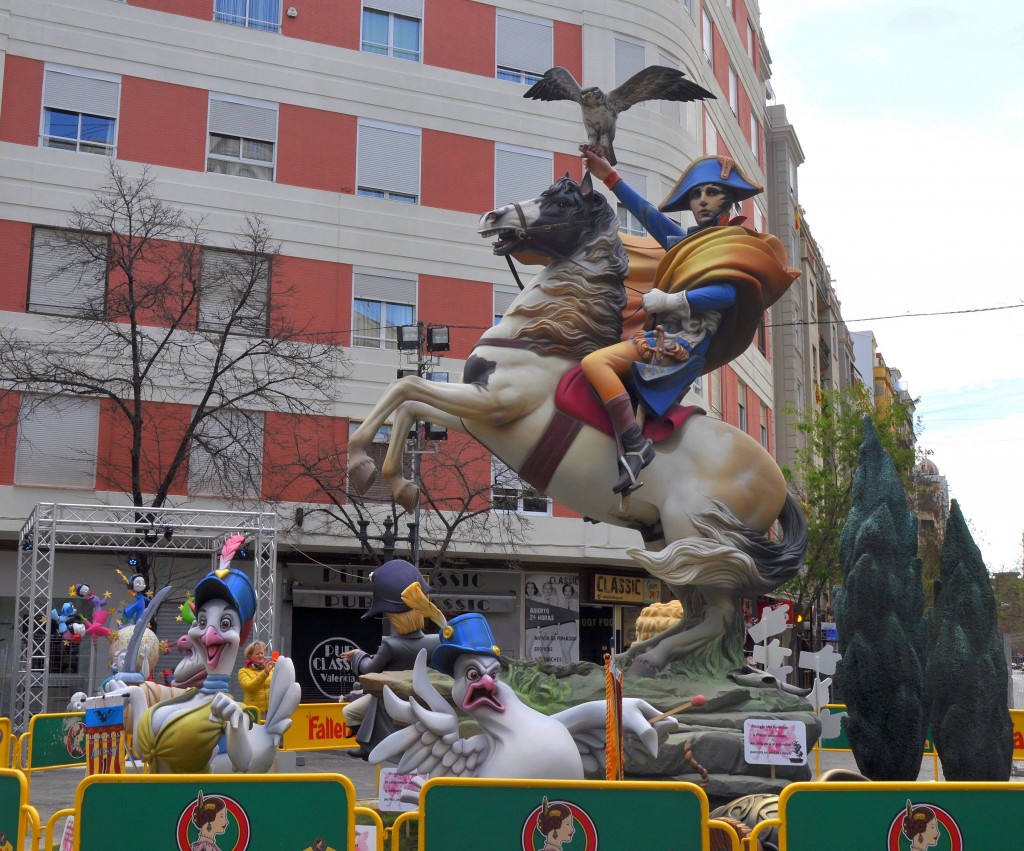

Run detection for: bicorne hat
[[431, 613, 502, 676], [659, 155, 762, 213]]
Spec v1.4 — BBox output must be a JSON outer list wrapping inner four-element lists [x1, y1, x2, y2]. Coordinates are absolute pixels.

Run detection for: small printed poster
[[743, 718, 807, 766], [378, 766, 428, 812], [353, 824, 377, 851], [59, 816, 74, 851], [524, 573, 579, 665]]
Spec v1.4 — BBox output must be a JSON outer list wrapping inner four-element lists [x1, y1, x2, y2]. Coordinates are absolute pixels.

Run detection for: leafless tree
[[279, 426, 532, 577], [0, 162, 347, 576]]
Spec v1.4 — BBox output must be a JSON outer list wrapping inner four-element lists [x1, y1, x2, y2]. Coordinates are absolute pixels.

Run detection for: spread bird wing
[[523, 66, 584, 103], [551, 698, 680, 773], [368, 649, 491, 778], [607, 65, 716, 113]]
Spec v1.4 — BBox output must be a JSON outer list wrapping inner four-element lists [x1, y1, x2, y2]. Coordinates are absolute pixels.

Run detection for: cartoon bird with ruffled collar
[[370, 593, 676, 784]]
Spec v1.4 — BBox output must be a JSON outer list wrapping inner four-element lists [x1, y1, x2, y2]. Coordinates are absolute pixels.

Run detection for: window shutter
[[209, 96, 278, 142], [496, 12, 552, 74], [614, 37, 645, 88], [29, 228, 107, 315], [189, 409, 264, 497], [493, 284, 518, 317], [657, 54, 681, 123], [365, 0, 422, 18], [353, 269, 417, 305], [617, 166, 647, 200], [357, 122, 421, 197], [43, 69, 120, 117], [494, 146, 552, 207], [199, 248, 269, 332], [15, 396, 99, 488]]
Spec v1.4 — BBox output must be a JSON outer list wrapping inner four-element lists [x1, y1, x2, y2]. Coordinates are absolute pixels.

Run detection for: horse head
[[477, 172, 623, 268]]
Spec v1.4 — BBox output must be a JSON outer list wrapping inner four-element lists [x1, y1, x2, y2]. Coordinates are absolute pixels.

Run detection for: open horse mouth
[[479, 226, 524, 256]]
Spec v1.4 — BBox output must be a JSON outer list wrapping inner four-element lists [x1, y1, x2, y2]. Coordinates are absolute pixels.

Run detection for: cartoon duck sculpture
[[370, 603, 677, 783], [110, 535, 301, 773]]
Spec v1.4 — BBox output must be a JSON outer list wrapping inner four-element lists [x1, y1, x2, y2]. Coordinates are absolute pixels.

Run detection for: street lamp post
[[394, 321, 450, 567], [356, 517, 419, 563]]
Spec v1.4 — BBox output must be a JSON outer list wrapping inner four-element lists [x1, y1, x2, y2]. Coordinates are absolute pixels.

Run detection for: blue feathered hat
[[659, 155, 762, 213], [363, 559, 433, 619], [431, 613, 502, 676], [195, 567, 257, 642]]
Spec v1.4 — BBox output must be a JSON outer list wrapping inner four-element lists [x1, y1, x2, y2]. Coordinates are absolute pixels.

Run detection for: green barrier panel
[[24, 712, 87, 771], [421, 777, 711, 851], [0, 769, 29, 850], [75, 773, 354, 851], [779, 781, 1023, 850]]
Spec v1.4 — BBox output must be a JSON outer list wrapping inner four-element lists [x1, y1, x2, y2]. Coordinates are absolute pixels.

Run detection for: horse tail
[[723, 491, 808, 587]]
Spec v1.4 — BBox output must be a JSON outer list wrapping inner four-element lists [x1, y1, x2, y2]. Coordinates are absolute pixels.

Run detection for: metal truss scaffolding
[[14, 503, 277, 732]]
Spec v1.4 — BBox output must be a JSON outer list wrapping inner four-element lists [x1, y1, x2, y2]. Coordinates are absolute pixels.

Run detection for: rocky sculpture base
[[361, 658, 821, 807]]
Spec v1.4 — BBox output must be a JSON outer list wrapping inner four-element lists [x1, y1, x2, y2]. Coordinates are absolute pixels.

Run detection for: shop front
[[578, 571, 665, 661]]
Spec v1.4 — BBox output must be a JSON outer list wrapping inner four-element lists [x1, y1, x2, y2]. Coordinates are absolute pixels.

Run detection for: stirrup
[[613, 442, 655, 495]]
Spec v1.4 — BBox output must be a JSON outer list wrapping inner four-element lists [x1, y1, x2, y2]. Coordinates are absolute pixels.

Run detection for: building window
[[41, 66, 120, 156], [15, 396, 99, 488], [615, 166, 647, 236], [724, 0, 733, 10], [362, 2, 422, 62], [352, 269, 417, 349], [492, 457, 551, 515], [496, 11, 551, 84], [682, 0, 692, 12], [214, 0, 281, 32], [737, 380, 747, 432], [728, 66, 738, 114], [357, 120, 421, 203], [28, 227, 108, 317], [710, 369, 722, 417], [760, 403, 769, 448], [189, 409, 265, 497], [750, 114, 760, 157], [614, 35, 646, 90], [494, 145, 552, 207], [705, 115, 718, 156], [348, 423, 412, 502], [756, 314, 767, 355], [199, 247, 270, 334], [746, 21, 755, 61], [493, 284, 518, 325], [207, 94, 277, 181], [701, 8, 713, 66]]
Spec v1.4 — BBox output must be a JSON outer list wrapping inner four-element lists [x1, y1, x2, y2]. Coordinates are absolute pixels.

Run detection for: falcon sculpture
[[523, 65, 715, 165]]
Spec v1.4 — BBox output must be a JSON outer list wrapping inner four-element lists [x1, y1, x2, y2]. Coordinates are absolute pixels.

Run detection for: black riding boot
[[605, 393, 655, 495]]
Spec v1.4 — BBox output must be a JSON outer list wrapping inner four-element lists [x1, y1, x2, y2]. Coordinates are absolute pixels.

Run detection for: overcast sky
[[762, 1, 1024, 571]]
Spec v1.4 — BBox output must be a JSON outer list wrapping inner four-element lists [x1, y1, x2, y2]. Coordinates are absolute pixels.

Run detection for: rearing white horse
[[348, 173, 806, 677]]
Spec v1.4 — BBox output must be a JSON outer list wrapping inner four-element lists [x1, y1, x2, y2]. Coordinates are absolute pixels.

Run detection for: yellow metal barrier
[[0, 768, 41, 851], [0, 718, 12, 769]]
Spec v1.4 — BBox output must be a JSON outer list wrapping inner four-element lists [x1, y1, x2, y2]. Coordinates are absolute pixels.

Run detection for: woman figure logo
[[176, 792, 251, 851], [521, 797, 598, 851], [887, 801, 963, 851]]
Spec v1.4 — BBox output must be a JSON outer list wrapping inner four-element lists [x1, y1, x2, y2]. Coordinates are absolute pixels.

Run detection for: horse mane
[[508, 186, 628, 362]]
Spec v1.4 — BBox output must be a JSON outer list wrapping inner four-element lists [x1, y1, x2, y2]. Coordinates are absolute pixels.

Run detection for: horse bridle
[[504, 200, 589, 290]]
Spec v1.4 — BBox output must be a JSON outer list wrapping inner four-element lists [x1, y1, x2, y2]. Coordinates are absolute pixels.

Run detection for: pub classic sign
[[591, 573, 661, 604]]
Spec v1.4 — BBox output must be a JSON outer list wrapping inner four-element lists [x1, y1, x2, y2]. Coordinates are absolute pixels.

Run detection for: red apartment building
[[0, 0, 781, 708]]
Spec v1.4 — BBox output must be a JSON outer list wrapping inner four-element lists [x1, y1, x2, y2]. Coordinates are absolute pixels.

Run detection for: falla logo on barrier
[[886, 801, 963, 851], [520, 798, 598, 851]]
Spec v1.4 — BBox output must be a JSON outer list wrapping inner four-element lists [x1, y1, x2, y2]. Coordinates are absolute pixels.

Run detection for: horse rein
[[503, 201, 590, 290]]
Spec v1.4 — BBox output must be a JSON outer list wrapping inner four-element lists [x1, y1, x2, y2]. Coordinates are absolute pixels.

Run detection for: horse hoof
[[629, 656, 661, 679], [396, 482, 419, 512], [348, 457, 378, 494]]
